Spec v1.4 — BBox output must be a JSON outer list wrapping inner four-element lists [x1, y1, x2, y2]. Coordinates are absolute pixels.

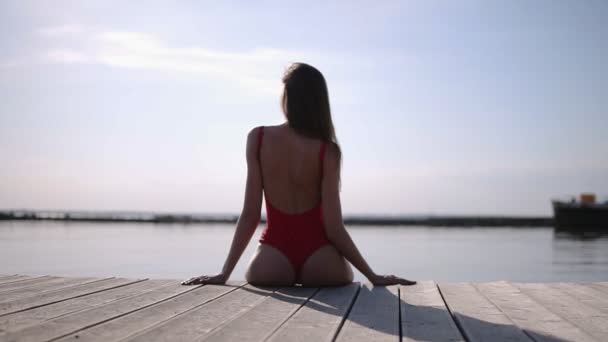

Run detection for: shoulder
[[245, 126, 264, 162], [246, 126, 266, 150], [247, 124, 286, 142], [247, 126, 263, 141]]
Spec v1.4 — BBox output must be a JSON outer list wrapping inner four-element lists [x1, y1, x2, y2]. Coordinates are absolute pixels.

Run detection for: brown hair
[[281, 63, 341, 167]]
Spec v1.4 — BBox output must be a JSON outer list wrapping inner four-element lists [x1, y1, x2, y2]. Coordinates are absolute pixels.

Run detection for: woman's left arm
[[182, 128, 263, 285]]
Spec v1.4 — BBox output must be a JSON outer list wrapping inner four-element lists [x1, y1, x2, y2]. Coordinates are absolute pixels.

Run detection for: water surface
[[1, 221, 607, 282]]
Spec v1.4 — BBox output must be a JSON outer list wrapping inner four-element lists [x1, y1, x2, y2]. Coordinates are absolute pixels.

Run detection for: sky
[[0, 0, 606, 216]]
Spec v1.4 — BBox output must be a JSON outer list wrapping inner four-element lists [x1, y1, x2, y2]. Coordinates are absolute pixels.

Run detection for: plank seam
[[513, 283, 606, 340], [42, 284, 207, 342], [262, 287, 321, 342], [45, 279, 171, 321], [0, 276, 49, 286], [435, 283, 471, 342], [0, 278, 148, 317], [114, 283, 247, 342], [588, 283, 608, 295], [555, 283, 608, 306], [0, 277, 116, 299], [330, 283, 362, 342], [496, 283, 605, 341], [0, 276, 63, 294], [183, 286, 280, 341], [471, 283, 537, 342], [398, 286, 403, 342]]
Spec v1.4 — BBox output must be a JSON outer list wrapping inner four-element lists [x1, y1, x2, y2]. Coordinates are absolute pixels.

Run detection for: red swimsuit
[[256, 126, 330, 275]]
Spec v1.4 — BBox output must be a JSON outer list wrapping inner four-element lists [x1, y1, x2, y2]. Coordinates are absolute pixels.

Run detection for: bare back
[[258, 124, 324, 214]]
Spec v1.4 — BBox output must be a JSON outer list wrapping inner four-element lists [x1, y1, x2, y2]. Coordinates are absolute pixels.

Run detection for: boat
[[552, 193, 608, 229]]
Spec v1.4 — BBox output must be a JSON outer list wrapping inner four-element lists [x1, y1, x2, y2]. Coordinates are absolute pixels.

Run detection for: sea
[[1, 221, 607, 283]]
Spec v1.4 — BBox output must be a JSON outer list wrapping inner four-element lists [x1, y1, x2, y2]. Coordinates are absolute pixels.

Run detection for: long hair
[[281, 63, 342, 168]]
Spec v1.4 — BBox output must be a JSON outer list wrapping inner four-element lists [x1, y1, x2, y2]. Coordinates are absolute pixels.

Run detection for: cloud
[[95, 31, 296, 93], [38, 28, 305, 95]]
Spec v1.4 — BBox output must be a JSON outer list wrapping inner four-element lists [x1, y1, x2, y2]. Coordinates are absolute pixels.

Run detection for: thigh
[[299, 244, 354, 287], [245, 243, 296, 286]]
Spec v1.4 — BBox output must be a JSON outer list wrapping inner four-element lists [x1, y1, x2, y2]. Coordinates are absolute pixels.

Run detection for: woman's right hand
[[181, 273, 228, 285], [370, 274, 416, 286]]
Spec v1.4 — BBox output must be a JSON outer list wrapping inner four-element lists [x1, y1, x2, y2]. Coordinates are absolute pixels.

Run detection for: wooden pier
[[0, 275, 606, 341]]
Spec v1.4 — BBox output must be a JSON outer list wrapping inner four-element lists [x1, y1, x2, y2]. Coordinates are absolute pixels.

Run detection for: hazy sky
[[1, 1, 606, 216]]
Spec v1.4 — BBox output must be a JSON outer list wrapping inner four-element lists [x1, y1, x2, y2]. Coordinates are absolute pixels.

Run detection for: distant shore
[[0, 210, 553, 227]]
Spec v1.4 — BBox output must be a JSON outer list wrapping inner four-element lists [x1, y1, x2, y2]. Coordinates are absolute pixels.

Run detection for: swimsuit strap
[[319, 142, 327, 178], [257, 126, 264, 162]]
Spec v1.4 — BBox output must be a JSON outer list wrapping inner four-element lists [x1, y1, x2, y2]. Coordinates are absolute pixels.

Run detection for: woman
[[183, 63, 416, 287]]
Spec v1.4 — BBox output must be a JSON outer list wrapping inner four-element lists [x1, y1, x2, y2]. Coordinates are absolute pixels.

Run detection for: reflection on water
[[553, 228, 608, 241], [1, 221, 607, 282]]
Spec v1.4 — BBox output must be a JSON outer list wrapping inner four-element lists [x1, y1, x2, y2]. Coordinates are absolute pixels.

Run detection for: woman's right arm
[[321, 143, 416, 286], [182, 128, 263, 286]]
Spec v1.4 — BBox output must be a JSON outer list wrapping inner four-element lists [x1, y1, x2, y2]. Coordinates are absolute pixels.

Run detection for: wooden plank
[[126, 284, 277, 342], [268, 283, 360, 341], [0, 277, 89, 296], [335, 284, 400, 342], [0, 279, 164, 333], [55, 283, 242, 341], [0, 277, 103, 303], [515, 283, 608, 341], [0, 282, 201, 342], [548, 282, 608, 314], [438, 282, 532, 342], [201, 286, 317, 342], [400, 281, 464, 342], [0, 276, 57, 292], [0, 278, 149, 317], [589, 282, 608, 295], [0, 276, 44, 286], [475, 282, 598, 342]]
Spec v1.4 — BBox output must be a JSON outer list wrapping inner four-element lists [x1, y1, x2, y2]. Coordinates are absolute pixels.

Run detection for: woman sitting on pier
[[183, 63, 416, 287]]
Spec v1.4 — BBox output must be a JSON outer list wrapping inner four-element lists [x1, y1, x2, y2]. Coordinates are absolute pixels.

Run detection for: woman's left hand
[[370, 274, 416, 286], [181, 273, 228, 285]]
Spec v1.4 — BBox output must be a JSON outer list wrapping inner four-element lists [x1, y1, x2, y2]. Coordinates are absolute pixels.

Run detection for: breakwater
[[0, 210, 553, 227]]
